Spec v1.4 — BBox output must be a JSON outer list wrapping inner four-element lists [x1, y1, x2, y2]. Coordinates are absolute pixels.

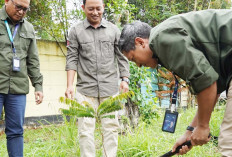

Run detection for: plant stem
[[97, 117, 108, 157], [101, 131, 108, 157]]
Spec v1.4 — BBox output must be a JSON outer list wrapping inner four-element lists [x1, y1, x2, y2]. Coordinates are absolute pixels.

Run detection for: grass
[[0, 106, 225, 157]]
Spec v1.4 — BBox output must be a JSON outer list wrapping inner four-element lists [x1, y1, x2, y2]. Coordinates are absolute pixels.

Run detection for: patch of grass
[[118, 107, 224, 157], [0, 106, 224, 157]]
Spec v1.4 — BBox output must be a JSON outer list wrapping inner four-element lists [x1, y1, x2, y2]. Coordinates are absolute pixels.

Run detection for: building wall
[[25, 40, 72, 117]]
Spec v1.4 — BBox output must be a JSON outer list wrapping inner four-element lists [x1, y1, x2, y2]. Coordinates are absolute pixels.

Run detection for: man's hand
[[66, 70, 76, 99], [172, 131, 193, 155], [120, 81, 129, 93], [191, 125, 210, 146], [34, 91, 43, 105], [65, 86, 74, 99]]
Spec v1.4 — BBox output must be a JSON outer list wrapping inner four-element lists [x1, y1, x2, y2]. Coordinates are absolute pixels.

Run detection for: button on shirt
[[66, 18, 130, 97], [149, 9, 232, 94], [0, 6, 43, 94]]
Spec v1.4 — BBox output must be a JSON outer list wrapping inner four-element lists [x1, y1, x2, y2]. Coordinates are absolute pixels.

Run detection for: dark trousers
[[0, 94, 26, 157]]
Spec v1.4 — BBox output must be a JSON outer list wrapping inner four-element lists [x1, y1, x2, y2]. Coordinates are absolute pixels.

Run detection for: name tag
[[13, 56, 20, 72], [162, 110, 178, 133]]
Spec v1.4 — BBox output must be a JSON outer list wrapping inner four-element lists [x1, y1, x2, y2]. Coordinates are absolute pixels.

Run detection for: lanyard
[[4, 20, 19, 54], [171, 73, 179, 112]]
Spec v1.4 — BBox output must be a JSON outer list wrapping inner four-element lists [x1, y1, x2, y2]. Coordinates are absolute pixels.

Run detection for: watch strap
[[186, 126, 194, 132], [121, 78, 129, 84]]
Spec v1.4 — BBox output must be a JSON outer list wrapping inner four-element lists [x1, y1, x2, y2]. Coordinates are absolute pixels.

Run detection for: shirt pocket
[[79, 42, 96, 72], [0, 30, 7, 50], [80, 42, 95, 59], [100, 38, 114, 59], [19, 31, 34, 52]]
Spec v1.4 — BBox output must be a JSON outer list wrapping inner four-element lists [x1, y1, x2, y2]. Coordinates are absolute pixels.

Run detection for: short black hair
[[83, 0, 104, 5]]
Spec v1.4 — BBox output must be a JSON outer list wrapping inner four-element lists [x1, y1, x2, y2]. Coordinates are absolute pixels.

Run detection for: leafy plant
[[129, 62, 159, 124], [59, 91, 134, 157]]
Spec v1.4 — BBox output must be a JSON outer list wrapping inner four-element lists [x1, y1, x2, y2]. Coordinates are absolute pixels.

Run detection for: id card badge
[[162, 109, 178, 133], [13, 56, 20, 72]]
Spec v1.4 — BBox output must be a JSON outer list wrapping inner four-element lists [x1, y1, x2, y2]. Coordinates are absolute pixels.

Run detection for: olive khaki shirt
[[66, 18, 130, 97], [149, 9, 232, 94], [0, 6, 43, 94]]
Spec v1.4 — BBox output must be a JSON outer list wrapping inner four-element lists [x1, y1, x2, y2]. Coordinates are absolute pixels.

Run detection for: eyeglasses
[[11, 0, 30, 13]]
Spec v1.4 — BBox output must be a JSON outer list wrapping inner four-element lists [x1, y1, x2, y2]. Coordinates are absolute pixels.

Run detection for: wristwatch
[[186, 126, 194, 132], [121, 78, 130, 84]]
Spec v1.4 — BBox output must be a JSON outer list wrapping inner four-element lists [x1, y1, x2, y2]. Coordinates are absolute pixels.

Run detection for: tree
[[27, 0, 83, 42], [128, 0, 231, 26], [104, 0, 136, 27]]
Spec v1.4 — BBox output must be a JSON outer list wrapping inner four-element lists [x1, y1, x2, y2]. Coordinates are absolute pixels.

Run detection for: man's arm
[[114, 26, 130, 93], [27, 26, 43, 105], [192, 81, 217, 145], [65, 26, 79, 98], [65, 70, 76, 99], [172, 81, 218, 154]]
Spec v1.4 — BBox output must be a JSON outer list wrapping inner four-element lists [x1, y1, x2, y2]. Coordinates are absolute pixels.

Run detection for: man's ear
[[135, 37, 145, 47], [5, 0, 10, 4], [81, 4, 85, 10]]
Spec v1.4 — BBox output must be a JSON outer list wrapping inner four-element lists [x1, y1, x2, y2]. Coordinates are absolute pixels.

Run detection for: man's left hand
[[120, 81, 129, 93], [35, 91, 44, 105]]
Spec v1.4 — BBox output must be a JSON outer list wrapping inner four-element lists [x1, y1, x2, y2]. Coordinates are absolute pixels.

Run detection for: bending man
[[119, 10, 232, 156]]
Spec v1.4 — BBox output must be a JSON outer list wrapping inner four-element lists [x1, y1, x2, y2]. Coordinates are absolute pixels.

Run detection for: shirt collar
[[0, 5, 24, 23], [83, 18, 107, 29]]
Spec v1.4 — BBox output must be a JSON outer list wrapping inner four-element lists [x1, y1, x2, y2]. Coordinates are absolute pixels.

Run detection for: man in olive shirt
[[65, 0, 130, 156], [0, 0, 43, 156], [119, 10, 232, 156]]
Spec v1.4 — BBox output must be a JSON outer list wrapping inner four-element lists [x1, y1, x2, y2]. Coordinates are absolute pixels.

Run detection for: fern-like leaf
[[101, 115, 115, 119], [59, 91, 134, 119], [99, 101, 122, 116]]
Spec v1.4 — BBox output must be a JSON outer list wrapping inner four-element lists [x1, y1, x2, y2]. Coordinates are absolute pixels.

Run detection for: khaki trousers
[[219, 80, 232, 157], [75, 91, 120, 157]]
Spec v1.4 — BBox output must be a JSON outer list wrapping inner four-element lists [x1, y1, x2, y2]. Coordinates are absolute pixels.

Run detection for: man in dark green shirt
[[0, 0, 43, 156], [119, 10, 232, 156]]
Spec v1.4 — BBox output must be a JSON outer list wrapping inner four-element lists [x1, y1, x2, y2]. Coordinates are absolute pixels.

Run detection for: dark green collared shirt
[[0, 6, 43, 94], [149, 9, 232, 94], [66, 18, 130, 97]]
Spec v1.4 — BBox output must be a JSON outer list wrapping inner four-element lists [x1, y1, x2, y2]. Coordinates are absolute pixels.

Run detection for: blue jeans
[[0, 94, 26, 157]]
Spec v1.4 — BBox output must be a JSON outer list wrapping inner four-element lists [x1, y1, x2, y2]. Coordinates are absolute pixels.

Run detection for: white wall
[[25, 40, 72, 117]]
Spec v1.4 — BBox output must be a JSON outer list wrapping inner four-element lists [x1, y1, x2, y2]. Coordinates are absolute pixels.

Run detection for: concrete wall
[[25, 40, 71, 117]]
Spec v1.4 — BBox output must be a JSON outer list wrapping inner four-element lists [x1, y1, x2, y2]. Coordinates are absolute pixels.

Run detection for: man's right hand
[[172, 130, 193, 155], [191, 125, 210, 146], [65, 87, 74, 99]]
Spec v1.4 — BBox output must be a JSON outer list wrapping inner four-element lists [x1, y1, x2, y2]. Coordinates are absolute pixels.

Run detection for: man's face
[[123, 38, 157, 68], [5, 0, 30, 23], [82, 0, 104, 27]]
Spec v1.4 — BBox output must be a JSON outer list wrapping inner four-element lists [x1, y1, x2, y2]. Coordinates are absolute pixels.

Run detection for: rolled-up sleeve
[[66, 26, 79, 71], [150, 27, 218, 94], [114, 28, 130, 78]]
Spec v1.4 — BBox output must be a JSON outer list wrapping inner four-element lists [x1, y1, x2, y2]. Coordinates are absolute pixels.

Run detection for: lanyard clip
[[171, 103, 176, 112], [11, 43, 16, 54]]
